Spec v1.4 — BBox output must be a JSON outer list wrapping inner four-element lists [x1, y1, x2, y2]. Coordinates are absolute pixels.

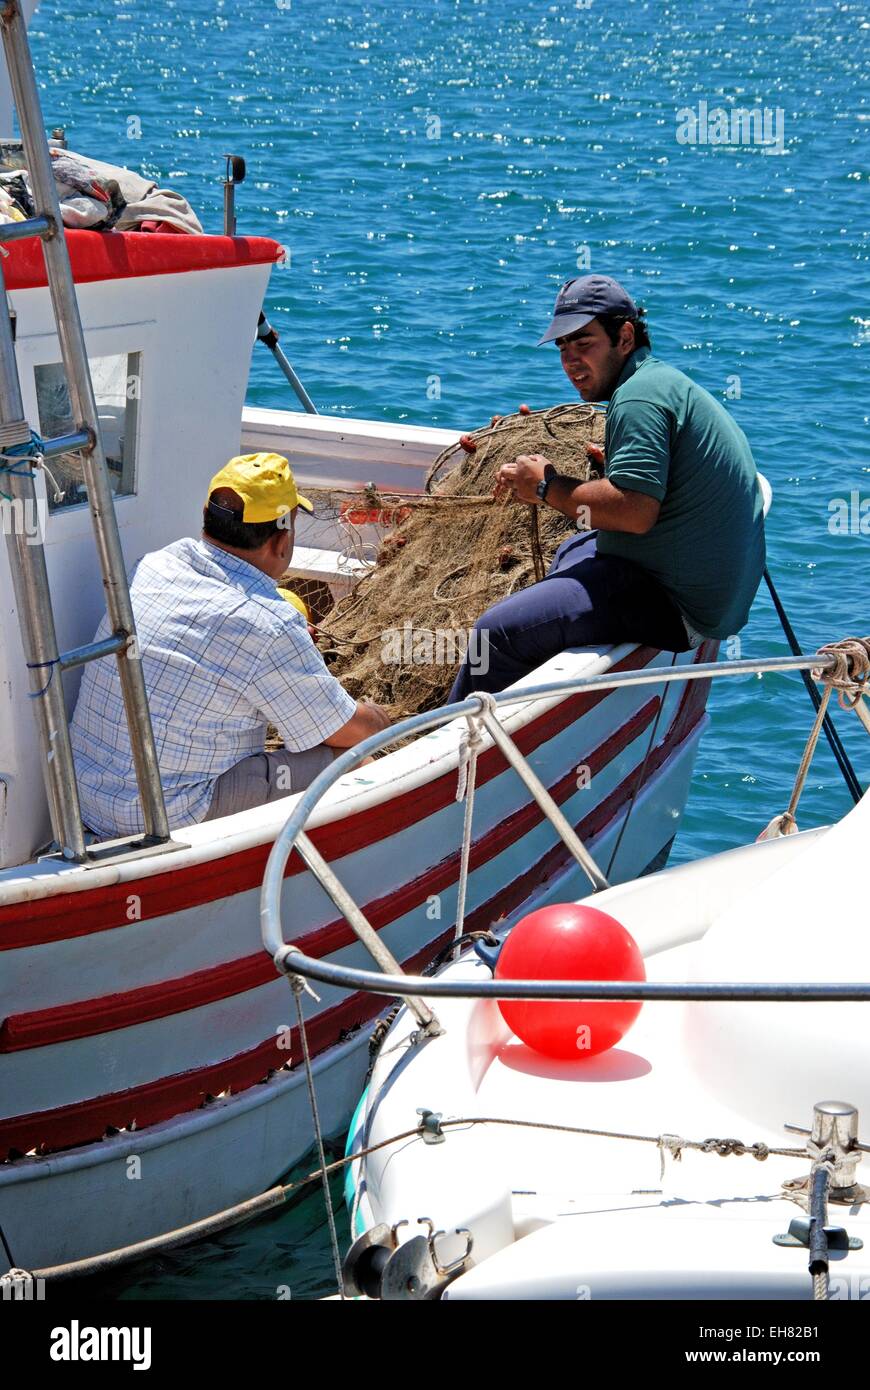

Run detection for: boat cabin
[[0, 229, 282, 867]]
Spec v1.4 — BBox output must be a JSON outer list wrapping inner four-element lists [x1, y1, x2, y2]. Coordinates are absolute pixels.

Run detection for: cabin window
[[34, 352, 141, 512]]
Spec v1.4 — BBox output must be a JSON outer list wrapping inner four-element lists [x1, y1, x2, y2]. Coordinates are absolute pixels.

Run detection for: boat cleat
[[783, 1099, 868, 1206], [775, 1100, 866, 1276], [380, 1219, 473, 1301], [416, 1108, 445, 1144], [773, 1217, 862, 1254], [342, 1216, 473, 1300]]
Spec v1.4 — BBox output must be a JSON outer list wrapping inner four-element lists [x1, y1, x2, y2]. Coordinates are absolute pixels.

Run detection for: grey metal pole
[[223, 181, 235, 238], [0, 277, 85, 858], [1, 0, 169, 843], [266, 953, 870, 1003], [290, 831, 440, 1033], [221, 154, 245, 238], [257, 313, 319, 414], [479, 705, 610, 892]]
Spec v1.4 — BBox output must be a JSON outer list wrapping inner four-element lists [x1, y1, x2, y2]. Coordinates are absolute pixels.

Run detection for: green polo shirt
[[596, 348, 765, 639]]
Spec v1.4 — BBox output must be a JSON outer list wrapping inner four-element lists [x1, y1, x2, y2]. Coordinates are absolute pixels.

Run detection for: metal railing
[[260, 647, 869, 1022]]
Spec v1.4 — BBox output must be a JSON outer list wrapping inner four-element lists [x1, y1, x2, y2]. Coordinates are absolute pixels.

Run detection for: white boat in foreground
[[256, 645, 870, 1301]]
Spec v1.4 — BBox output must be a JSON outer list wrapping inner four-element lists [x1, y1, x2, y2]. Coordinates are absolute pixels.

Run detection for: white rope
[[658, 1133, 685, 1181], [38, 455, 65, 504], [454, 704, 488, 941], [291, 979, 345, 1299], [758, 685, 833, 840]]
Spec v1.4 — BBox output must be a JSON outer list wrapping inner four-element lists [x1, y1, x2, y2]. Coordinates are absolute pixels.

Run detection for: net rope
[[297, 402, 606, 716]]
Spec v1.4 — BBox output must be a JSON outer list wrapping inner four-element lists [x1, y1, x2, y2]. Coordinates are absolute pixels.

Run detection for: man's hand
[[493, 441, 656, 534], [494, 453, 552, 506]]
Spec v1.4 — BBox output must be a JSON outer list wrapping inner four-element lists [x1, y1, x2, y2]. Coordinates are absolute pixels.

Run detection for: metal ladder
[[0, 0, 169, 861]]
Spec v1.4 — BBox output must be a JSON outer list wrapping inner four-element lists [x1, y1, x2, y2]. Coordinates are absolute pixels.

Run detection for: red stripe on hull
[[0, 698, 660, 1053], [0, 647, 659, 951], [0, 928, 455, 1161]]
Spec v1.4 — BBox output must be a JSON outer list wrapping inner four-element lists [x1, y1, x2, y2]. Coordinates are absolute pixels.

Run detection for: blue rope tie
[[25, 657, 59, 698], [0, 431, 45, 502]]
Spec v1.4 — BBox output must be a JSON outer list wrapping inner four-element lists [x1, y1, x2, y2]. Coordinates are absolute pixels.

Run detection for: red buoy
[[518, 403, 531, 415], [459, 433, 477, 453], [495, 903, 645, 1059]]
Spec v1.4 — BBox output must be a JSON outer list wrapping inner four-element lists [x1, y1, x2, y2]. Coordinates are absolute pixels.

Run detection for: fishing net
[[284, 402, 606, 718]]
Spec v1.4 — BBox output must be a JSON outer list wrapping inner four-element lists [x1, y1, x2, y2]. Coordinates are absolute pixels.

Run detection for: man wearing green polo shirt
[[448, 274, 765, 699]]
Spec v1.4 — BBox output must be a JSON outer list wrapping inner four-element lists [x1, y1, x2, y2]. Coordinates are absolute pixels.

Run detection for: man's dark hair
[[597, 308, 651, 350], [203, 494, 283, 551]]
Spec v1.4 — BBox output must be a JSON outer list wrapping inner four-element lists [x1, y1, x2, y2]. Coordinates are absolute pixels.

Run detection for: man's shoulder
[[612, 354, 695, 406], [133, 536, 202, 578], [134, 538, 260, 597], [612, 357, 742, 438], [131, 538, 308, 637]]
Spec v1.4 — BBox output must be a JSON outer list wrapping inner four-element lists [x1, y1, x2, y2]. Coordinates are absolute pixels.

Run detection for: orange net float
[[338, 500, 412, 527]]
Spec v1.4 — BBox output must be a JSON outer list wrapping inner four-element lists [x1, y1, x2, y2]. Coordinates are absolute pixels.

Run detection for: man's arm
[[324, 700, 391, 747], [541, 470, 660, 534], [247, 627, 390, 753], [495, 453, 661, 535]]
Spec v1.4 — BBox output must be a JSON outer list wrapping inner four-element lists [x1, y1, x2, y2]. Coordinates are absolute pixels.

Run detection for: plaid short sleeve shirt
[[70, 537, 357, 837]]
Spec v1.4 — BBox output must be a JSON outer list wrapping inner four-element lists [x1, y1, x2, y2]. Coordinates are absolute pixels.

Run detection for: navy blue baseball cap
[[538, 274, 639, 345]]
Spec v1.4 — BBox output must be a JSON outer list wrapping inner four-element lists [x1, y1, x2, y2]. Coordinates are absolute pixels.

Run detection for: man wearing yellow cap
[[70, 453, 390, 838]]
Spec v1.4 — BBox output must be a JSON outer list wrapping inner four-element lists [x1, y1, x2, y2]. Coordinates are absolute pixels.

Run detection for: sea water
[[30, 0, 869, 1298]]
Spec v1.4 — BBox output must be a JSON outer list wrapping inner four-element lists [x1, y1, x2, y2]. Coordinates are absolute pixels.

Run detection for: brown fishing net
[[283, 402, 606, 718]]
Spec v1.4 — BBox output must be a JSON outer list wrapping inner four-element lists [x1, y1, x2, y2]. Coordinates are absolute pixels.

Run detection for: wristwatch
[[536, 465, 557, 505]]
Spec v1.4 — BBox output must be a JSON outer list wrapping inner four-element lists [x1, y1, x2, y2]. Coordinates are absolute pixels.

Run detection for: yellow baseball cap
[[206, 452, 313, 522]]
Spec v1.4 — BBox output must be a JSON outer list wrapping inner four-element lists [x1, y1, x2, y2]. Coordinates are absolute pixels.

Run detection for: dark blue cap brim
[[537, 310, 596, 346]]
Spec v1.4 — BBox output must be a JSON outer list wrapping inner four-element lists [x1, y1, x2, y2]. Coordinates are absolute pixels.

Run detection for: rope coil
[[0, 419, 33, 449], [813, 636, 870, 710], [0, 430, 46, 502]]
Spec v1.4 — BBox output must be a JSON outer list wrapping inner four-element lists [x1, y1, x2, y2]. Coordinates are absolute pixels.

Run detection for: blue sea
[[30, 0, 868, 1299]]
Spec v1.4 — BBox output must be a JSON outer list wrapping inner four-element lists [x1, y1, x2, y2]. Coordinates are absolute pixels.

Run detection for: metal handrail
[[265, 955, 870, 1003], [260, 647, 863, 1007]]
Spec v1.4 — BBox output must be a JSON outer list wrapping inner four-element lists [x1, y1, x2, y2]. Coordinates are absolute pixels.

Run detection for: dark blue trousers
[[449, 531, 691, 701]]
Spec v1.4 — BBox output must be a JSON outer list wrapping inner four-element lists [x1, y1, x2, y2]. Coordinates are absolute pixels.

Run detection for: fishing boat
[[0, 4, 734, 1275], [257, 642, 870, 1301]]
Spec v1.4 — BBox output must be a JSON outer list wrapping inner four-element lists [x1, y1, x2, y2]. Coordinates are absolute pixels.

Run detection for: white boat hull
[[348, 816, 870, 1299]]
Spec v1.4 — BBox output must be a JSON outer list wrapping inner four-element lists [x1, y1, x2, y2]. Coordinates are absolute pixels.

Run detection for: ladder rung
[[41, 427, 91, 459], [0, 214, 52, 245], [59, 632, 129, 672]]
